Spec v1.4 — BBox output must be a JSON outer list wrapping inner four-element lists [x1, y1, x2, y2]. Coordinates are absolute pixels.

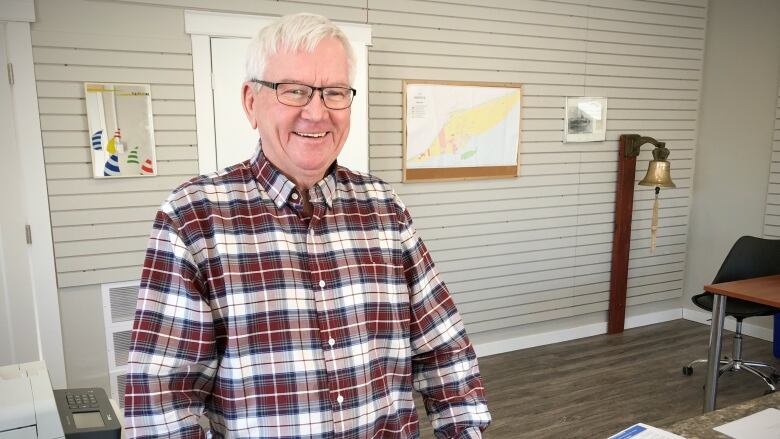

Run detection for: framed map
[[403, 80, 522, 182]]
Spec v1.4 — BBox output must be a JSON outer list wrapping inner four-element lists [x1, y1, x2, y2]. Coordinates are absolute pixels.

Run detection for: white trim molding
[[625, 308, 683, 330], [0, 0, 35, 22], [190, 33, 217, 174], [475, 309, 682, 358], [5, 20, 66, 387]]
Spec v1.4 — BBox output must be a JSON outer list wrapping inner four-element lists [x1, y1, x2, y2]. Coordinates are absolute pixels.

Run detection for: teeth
[[296, 132, 327, 138]]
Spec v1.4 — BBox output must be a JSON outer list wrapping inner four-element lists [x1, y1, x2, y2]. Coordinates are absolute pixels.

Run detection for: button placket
[[306, 214, 344, 413]]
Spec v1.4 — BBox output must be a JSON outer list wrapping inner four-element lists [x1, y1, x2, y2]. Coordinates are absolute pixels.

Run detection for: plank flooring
[[414, 319, 779, 438]]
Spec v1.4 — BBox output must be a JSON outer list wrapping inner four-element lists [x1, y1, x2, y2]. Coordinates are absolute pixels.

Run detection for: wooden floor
[[414, 319, 779, 438]]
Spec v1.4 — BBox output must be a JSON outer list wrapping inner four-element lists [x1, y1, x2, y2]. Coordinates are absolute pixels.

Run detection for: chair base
[[684, 357, 779, 393]]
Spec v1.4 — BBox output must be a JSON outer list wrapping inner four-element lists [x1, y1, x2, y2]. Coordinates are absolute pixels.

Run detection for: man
[[125, 12, 490, 438]]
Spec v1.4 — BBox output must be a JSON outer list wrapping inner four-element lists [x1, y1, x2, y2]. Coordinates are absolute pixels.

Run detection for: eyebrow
[[277, 79, 351, 88]]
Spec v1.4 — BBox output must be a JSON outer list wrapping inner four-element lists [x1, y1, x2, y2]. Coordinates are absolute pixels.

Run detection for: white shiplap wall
[[765, 83, 780, 238], [33, 0, 706, 355], [366, 0, 705, 338], [34, 0, 199, 288]]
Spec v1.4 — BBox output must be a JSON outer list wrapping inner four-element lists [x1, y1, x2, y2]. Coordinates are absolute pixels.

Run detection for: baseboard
[[472, 307, 775, 358], [625, 308, 682, 330], [474, 308, 682, 358], [682, 308, 774, 341]]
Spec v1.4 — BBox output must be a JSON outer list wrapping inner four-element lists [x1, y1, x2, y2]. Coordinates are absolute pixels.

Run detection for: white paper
[[404, 84, 521, 169], [608, 423, 686, 439], [713, 408, 780, 438]]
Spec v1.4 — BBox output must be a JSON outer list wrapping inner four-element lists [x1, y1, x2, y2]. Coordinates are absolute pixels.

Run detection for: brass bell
[[639, 160, 676, 188], [638, 144, 676, 188]]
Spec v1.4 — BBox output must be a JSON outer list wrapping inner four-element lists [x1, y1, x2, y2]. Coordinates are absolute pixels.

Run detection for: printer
[[0, 362, 122, 439], [0, 361, 64, 439]]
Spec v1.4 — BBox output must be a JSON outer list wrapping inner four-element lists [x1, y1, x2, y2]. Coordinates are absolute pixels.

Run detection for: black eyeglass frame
[[250, 79, 357, 110]]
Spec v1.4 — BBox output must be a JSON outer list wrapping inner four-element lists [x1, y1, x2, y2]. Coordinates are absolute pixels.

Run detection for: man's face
[[242, 37, 351, 187]]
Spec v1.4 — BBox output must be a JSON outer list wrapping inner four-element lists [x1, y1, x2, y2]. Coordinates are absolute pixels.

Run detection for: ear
[[241, 83, 258, 130]]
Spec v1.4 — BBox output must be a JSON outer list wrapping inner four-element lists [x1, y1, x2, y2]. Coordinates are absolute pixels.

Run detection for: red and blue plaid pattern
[[125, 146, 490, 438]]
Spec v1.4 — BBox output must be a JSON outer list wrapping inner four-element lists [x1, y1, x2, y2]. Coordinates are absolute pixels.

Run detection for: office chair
[[682, 235, 780, 393]]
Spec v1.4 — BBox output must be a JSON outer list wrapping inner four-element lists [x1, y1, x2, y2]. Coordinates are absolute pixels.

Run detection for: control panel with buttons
[[53, 387, 121, 439]]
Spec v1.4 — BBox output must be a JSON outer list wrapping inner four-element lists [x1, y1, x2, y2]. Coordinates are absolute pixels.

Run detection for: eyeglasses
[[250, 80, 356, 110]]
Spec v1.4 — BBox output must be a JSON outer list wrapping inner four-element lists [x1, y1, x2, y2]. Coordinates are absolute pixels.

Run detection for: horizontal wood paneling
[[372, 24, 588, 51], [30, 0, 371, 290], [34, 0, 706, 338], [119, 0, 368, 22], [45, 161, 198, 180], [30, 30, 192, 53], [370, 0, 587, 28], [34, 64, 194, 84], [365, 0, 705, 335], [33, 47, 193, 69], [765, 85, 780, 238], [55, 236, 149, 258]]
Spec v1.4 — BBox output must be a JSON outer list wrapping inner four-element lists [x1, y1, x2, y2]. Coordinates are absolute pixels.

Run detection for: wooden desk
[[702, 274, 780, 412]]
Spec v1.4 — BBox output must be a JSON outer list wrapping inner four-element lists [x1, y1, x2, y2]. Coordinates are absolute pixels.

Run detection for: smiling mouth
[[295, 131, 328, 138]]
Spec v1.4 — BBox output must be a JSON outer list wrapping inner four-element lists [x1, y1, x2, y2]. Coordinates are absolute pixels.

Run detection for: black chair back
[[684, 236, 780, 391], [711, 236, 780, 284]]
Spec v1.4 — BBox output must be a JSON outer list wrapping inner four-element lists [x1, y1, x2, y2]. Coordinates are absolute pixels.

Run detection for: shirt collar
[[249, 142, 336, 209]]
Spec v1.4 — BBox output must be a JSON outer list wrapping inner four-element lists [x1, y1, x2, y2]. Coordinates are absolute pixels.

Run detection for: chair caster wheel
[[683, 366, 694, 376]]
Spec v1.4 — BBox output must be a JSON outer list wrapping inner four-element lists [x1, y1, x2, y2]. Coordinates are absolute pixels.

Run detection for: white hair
[[245, 13, 356, 86]]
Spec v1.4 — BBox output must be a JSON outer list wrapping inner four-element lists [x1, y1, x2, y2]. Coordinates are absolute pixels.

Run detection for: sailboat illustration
[[127, 146, 140, 165], [91, 130, 103, 150], [103, 154, 121, 176]]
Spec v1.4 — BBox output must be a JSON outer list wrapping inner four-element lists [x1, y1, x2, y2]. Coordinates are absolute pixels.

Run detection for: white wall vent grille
[[102, 280, 139, 406], [110, 370, 127, 409], [112, 330, 132, 368], [108, 285, 140, 323]]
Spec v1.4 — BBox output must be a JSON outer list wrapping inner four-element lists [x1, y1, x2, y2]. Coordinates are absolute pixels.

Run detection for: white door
[[209, 36, 369, 173], [0, 21, 39, 366], [211, 37, 257, 169]]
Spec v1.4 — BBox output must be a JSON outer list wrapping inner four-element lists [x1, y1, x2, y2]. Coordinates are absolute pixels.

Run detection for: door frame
[[185, 10, 372, 174], [1, 13, 66, 386]]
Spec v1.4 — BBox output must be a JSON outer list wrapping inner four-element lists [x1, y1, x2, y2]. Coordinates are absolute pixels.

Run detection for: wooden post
[[608, 135, 638, 334]]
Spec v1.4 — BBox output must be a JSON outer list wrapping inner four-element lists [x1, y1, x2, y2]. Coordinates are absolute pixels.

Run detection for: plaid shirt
[[125, 145, 490, 438]]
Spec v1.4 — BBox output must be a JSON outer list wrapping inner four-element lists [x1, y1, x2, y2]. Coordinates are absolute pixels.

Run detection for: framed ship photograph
[[564, 96, 607, 143]]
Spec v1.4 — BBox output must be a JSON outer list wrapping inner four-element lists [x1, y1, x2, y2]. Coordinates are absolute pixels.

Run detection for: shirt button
[[291, 192, 299, 200], [319, 280, 325, 288], [336, 395, 344, 404], [328, 338, 335, 347]]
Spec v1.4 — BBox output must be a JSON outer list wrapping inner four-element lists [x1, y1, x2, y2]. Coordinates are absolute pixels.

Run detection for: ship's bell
[[639, 159, 675, 188], [638, 146, 676, 188]]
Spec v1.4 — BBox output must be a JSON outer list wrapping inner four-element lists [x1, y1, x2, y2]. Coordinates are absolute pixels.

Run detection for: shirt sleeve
[[395, 194, 491, 438], [124, 207, 217, 439]]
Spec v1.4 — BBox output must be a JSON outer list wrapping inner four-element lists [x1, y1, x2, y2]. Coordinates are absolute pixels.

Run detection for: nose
[[301, 90, 327, 120]]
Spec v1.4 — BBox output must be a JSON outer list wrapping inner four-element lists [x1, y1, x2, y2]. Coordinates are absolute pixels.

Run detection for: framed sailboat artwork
[[84, 82, 157, 178]]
